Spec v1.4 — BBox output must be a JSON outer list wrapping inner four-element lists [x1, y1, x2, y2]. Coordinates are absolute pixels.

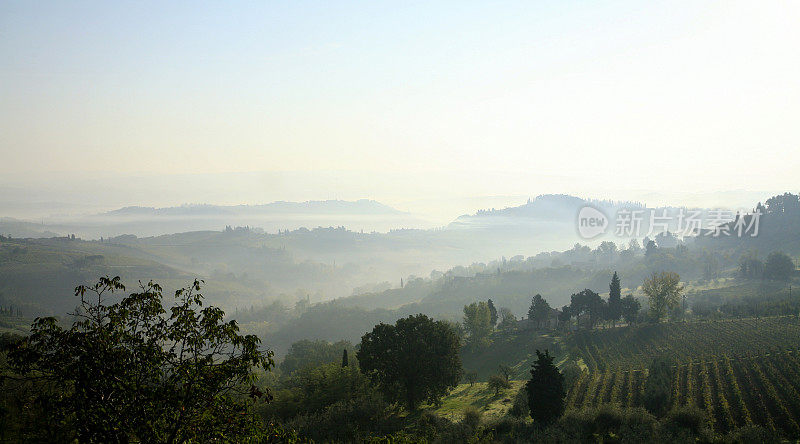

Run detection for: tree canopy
[[463, 301, 493, 346], [528, 294, 552, 329], [569, 289, 605, 329], [642, 272, 684, 321], [6, 276, 274, 443], [764, 251, 794, 281], [356, 314, 462, 411]]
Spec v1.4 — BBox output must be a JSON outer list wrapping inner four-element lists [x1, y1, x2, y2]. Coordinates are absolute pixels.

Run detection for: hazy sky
[[1, 0, 799, 212]]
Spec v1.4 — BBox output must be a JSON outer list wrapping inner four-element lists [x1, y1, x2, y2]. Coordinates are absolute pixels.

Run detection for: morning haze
[[1, 1, 800, 442]]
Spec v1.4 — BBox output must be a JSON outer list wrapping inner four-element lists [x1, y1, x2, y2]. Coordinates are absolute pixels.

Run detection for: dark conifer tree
[[525, 349, 564, 426], [487, 299, 498, 327], [608, 271, 622, 325]]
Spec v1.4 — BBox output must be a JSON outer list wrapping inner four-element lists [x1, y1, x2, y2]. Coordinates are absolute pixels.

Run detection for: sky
[[1, 0, 799, 218]]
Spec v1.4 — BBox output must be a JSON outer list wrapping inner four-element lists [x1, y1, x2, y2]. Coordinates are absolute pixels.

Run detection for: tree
[[463, 301, 493, 346], [528, 294, 552, 329], [465, 371, 478, 387], [645, 239, 658, 256], [526, 350, 564, 426], [620, 295, 641, 325], [487, 299, 498, 327], [596, 241, 618, 262], [342, 349, 348, 367], [569, 289, 605, 329], [738, 252, 764, 279], [607, 271, 622, 326], [357, 314, 462, 411], [7, 276, 274, 443], [642, 272, 684, 321], [764, 251, 794, 281], [497, 307, 517, 330], [498, 364, 512, 382], [488, 374, 511, 396], [557, 305, 571, 330]]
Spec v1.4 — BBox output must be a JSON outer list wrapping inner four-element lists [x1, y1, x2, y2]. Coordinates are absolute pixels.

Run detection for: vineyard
[[566, 351, 800, 436], [563, 316, 800, 437], [568, 315, 800, 371]]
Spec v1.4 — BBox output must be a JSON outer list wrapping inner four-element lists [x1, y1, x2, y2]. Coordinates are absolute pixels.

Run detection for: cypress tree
[[526, 349, 565, 426]]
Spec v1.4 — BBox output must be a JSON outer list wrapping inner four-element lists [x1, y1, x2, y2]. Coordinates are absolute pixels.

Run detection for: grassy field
[[461, 330, 561, 380], [424, 380, 525, 421]]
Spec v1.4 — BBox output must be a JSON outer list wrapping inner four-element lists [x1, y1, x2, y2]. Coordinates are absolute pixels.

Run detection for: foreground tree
[[642, 271, 684, 321], [6, 276, 274, 443], [526, 349, 564, 426], [357, 314, 462, 411]]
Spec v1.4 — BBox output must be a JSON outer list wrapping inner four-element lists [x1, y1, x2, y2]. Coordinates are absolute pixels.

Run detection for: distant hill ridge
[[454, 194, 646, 222], [104, 199, 404, 217]]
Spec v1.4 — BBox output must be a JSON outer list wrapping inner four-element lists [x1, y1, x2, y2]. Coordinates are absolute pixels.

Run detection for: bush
[[416, 410, 454, 437], [722, 424, 780, 444], [659, 405, 710, 441], [286, 394, 397, 442], [260, 362, 378, 420], [556, 405, 658, 442], [462, 407, 483, 432], [508, 386, 529, 418], [483, 417, 532, 441], [488, 374, 511, 396]]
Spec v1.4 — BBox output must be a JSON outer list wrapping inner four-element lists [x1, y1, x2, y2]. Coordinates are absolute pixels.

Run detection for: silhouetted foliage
[[526, 349, 564, 426], [357, 314, 462, 411], [528, 293, 552, 329], [487, 299, 498, 327], [607, 271, 622, 324], [6, 276, 274, 442]]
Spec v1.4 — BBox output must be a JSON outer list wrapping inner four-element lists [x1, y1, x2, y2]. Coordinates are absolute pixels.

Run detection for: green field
[[424, 380, 524, 421]]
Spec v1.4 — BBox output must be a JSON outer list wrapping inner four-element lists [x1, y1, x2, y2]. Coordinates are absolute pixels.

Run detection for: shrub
[[286, 394, 396, 442], [722, 424, 780, 444], [508, 386, 529, 418], [659, 405, 710, 441], [556, 405, 658, 442], [462, 407, 483, 431], [488, 374, 511, 396]]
